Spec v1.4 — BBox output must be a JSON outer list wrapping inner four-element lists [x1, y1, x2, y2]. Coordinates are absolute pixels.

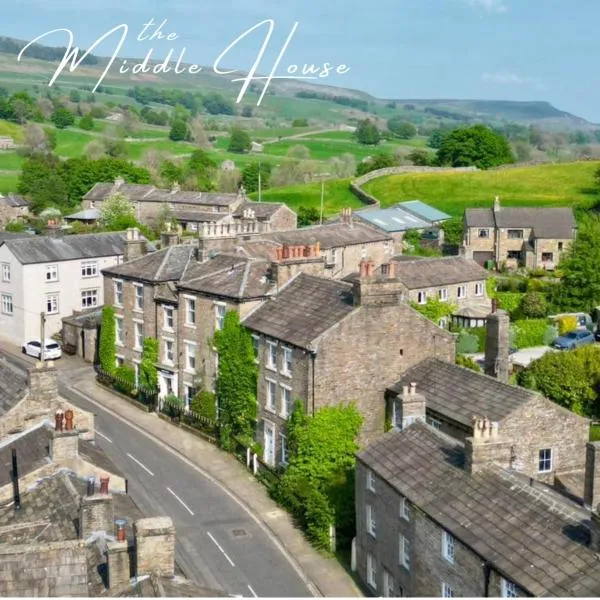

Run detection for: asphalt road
[[2, 349, 312, 598]]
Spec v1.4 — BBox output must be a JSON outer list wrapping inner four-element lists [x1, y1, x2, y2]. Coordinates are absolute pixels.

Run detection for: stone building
[[242, 259, 456, 460], [0, 193, 28, 229], [82, 178, 297, 233], [463, 197, 575, 270]]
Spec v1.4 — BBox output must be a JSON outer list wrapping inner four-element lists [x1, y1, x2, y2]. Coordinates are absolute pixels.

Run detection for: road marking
[[207, 531, 235, 567], [166, 486, 194, 516], [126, 453, 154, 476], [247, 584, 258, 597], [96, 430, 113, 443]]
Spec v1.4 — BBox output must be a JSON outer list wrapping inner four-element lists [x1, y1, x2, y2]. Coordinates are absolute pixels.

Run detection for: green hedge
[[511, 319, 555, 349], [496, 292, 525, 317]]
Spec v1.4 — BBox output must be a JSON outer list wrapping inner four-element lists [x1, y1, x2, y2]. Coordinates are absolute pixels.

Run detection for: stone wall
[[269, 205, 298, 231], [406, 280, 489, 312], [134, 517, 175, 577]]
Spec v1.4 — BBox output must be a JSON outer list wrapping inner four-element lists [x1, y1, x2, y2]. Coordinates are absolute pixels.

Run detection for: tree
[[155, 202, 175, 233], [553, 215, 600, 313], [355, 119, 380, 145], [241, 106, 253, 118], [169, 119, 189, 142], [202, 92, 235, 115], [436, 125, 515, 169], [78, 114, 95, 131], [216, 168, 242, 193], [297, 206, 320, 227], [241, 162, 271, 194], [520, 292, 548, 319], [187, 149, 217, 190], [212, 311, 258, 446], [69, 90, 81, 103], [228, 128, 251, 153], [189, 117, 211, 149], [428, 129, 449, 149], [355, 152, 397, 176], [407, 149, 431, 166], [99, 192, 137, 230], [99, 306, 116, 373], [17, 153, 68, 213], [273, 402, 362, 550], [387, 118, 417, 139], [139, 338, 159, 391], [22, 123, 53, 156], [292, 118, 309, 127], [51, 105, 75, 129]]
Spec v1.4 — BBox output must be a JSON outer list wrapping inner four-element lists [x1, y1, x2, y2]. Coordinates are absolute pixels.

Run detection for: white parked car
[[21, 339, 62, 360]]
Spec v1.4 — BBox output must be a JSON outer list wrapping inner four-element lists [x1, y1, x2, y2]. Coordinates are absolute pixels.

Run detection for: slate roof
[[0, 422, 50, 487], [0, 194, 28, 208], [233, 200, 286, 219], [179, 254, 276, 300], [0, 359, 28, 417], [354, 206, 432, 232], [148, 190, 239, 207], [397, 200, 451, 223], [243, 273, 355, 348], [64, 208, 101, 221], [102, 245, 195, 283], [358, 423, 599, 597], [173, 211, 230, 223], [1, 232, 139, 265], [388, 357, 536, 426], [391, 256, 490, 289], [111, 574, 227, 597], [261, 221, 391, 249], [84, 182, 156, 202], [465, 206, 576, 239], [0, 231, 32, 244]]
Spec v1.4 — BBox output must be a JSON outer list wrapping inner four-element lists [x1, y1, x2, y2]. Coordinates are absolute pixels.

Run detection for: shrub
[[456, 330, 479, 354], [527, 278, 548, 292], [113, 364, 136, 395], [456, 355, 482, 372], [528, 267, 547, 278], [470, 326, 487, 352], [511, 319, 549, 349], [486, 277, 497, 299], [139, 338, 159, 390], [520, 292, 549, 319], [496, 292, 525, 317], [556, 315, 578, 335], [190, 390, 217, 421], [543, 325, 559, 345]]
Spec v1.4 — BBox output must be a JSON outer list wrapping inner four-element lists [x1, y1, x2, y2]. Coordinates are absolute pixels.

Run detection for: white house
[[0, 232, 140, 343]]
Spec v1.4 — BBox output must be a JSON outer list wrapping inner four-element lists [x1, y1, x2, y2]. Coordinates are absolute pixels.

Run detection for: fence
[[158, 398, 220, 440], [95, 366, 158, 411]]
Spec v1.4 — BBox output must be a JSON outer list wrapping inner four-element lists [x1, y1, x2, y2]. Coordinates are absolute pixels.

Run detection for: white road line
[[247, 584, 258, 597], [96, 430, 113, 443], [207, 531, 236, 567], [126, 452, 154, 476], [166, 486, 195, 516]]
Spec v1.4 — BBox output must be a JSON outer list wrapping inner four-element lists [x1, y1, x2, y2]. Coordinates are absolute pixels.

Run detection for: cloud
[[466, 0, 508, 13], [481, 71, 548, 90]]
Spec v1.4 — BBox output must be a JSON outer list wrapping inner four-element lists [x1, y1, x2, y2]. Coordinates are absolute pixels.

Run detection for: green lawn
[[260, 139, 387, 161], [362, 161, 600, 217], [0, 120, 23, 142], [0, 152, 24, 171], [591, 424, 600, 441], [54, 129, 98, 157], [249, 178, 362, 215], [0, 171, 19, 194]]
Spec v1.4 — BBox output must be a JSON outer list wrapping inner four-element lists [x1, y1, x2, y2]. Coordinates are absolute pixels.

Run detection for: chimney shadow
[[440, 444, 466, 469], [562, 522, 591, 548]]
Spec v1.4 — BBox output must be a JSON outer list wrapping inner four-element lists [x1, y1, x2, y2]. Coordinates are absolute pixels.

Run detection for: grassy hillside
[[252, 161, 600, 219]]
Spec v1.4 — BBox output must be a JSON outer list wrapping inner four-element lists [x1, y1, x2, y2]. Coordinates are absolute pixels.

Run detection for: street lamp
[[319, 173, 331, 225]]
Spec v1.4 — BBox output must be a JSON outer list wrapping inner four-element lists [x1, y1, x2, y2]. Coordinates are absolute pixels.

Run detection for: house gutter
[[309, 349, 317, 416]]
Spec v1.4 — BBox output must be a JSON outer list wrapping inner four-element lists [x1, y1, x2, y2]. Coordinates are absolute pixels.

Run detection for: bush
[[470, 327, 487, 352], [520, 292, 549, 319], [113, 364, 136, 395], [456, 354, 482, 372], [544, 325, 559, 345], [456, 330, 479, 354], [511, 319, 549, 349], [496, 292, 525, 318], [557, 315, 578, 335], [190, 390, 217, 421]]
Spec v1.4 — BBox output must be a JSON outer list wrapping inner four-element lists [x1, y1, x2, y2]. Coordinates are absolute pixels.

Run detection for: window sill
[[279, 412, 289, 420], [133, 308, 144, 313], [116, 342, 125, 348], [279, 461, 289, 468], [368, 531, 376, 539], [184, 368, 196, 375], [265, 364, 277, 373], [184, 323, 197, 329], [280, 370, 292, 378], [264, 406, 277, 415]]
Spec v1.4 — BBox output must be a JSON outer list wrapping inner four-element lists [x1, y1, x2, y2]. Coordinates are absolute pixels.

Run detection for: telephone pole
[[40, 312, 46, 362], [258, 160, 262, 202]]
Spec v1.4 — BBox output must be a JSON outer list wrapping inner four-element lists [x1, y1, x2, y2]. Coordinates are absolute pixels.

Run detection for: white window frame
[[457, 285, 466, 299], [417, 291, 427, 305], [442, 530, 455, 564], [442, 582, 455, 598], [478, 229, 489, 238], [115, 316, 124, 346], [367, 468, 376, 492], [185, 297, 196, 327], [427, 416, 442, 430], [133, 360, 140, 388], [134, 284, 144, 311], [163, 305, 174, 330], [501, 578, 517, 598], [438, 288, 448, 302], [45, 264, 58, 282], [185, 341, 196, 372], [266, 378, 277, 412], [366, 553, 377, 590], [280, 433, 289, 466], [81, 288, 98, 309], [399, 534, 410, 570], [366, 504, 376, 538], [133, 321, 143, 351], [280, 384, 292, 418], [1, 263, 10, 282], [81, 260, 98, 278], [115, 355, 124, 367], [251, 334, 260, 363], [164, 339, 175, 365], [114, 279, 123, 306], [400, 497, 410, 521], [361, 246, 367, 259], [330, 248, 337, 264], [383, 570, 394, 598], [539, 448, 552, 473], [1, 293, 13, 315], [46, 294, 59, 315], [281, 346, 293, 376], [184, 384, 195, 409], [475, 282, 484, 297], [267, 341, 277, 370], [215, 302, 227, 331]]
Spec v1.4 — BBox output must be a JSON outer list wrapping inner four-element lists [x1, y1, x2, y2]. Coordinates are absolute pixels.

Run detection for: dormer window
[[507, 229, 523, 239]]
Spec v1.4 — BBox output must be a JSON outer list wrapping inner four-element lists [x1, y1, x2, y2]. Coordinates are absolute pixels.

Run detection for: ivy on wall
[[99, 305, 116, 373], [139, 337, 159, 391]]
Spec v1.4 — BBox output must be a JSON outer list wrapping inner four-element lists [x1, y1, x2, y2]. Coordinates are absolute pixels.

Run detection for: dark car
[[595, 328, 600, 343], [552, 329, 595, 350]]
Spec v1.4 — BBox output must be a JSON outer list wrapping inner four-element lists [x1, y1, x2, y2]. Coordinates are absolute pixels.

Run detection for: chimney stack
[[393, 382, 426, 430], [79, 478, 114, 539], [28, 361, 58, 412], [50, 408, 79, 463], [464, 416, 511, 474], [584, 442, 600, 511], [354, 260, 404, 307], [484, 309, 510, 383], [160, 220, 180, 249], [124, 227, 148, 262], [134, 517, 176, 578], [107, 519, 132, 589], [493, 196, 501, 212]]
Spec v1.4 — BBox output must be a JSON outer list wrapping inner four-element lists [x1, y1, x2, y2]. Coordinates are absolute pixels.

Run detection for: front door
[[263, 421, 275, 466]]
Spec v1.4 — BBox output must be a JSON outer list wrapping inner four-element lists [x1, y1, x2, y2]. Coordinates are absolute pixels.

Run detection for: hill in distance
[[0, 35, 595, 132]]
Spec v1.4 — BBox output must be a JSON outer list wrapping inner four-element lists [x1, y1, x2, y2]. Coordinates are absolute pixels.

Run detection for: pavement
[[0, 340, 362, 599]]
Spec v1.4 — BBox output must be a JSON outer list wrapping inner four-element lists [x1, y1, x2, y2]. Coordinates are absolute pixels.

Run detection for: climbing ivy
[[139, 338, 159, 390], [212, 311, 258, 446], [411, 298, 456, 325], [99, 305, 116, 373]]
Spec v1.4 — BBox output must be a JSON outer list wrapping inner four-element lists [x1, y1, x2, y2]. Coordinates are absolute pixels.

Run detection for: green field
[[362, 162, 600, 217], [0, 172, 19, 194], [0, 152, 24, 170]]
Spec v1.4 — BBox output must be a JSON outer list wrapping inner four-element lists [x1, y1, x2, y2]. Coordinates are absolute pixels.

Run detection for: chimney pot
[[64, 408, 74, 431], [402, 385, 409, 396], [87, 476, 96, 497], [100, 475, 110, 495], [55, 409, 64, 432], [409, 382, 417, 395], [115, 519, 127, 542]]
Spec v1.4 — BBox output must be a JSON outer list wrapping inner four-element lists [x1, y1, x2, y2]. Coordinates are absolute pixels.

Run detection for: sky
[[5, 0, 600, 122]]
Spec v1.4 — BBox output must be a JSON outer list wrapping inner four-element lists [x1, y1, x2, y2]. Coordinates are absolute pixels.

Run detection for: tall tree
[[228, 127, 252, 153], [241, 162, 271, 194], [355, 119, 380, 145], [436, 125, 515, 169], [99, 192, 137, 230], [387, 118, 417, 139]]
